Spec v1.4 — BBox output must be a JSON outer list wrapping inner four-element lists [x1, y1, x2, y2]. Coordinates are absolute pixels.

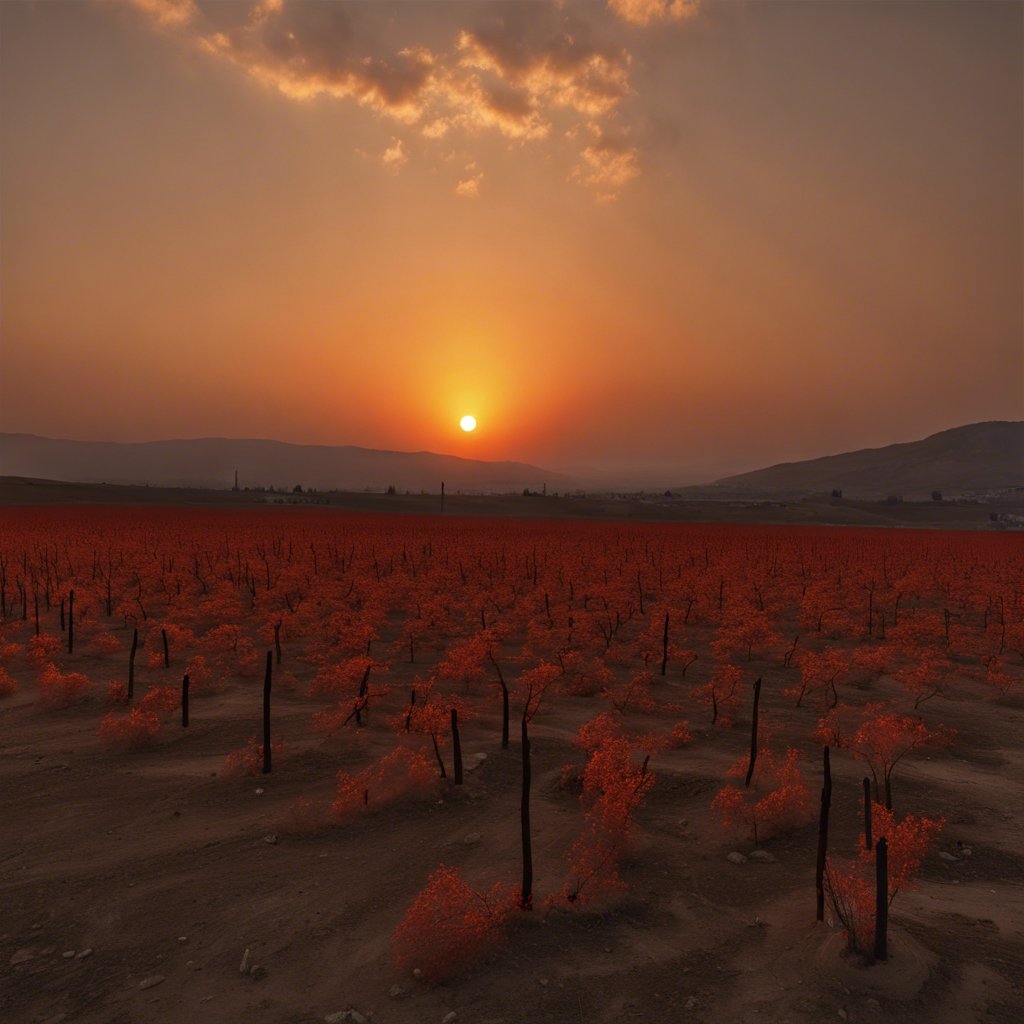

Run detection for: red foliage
[[36, 663, 91, 709], [223, 736, 284, 777], [712, 746, 812, 844], [392, 865, 514, 984], [557, 712, 655, 905], [816, 703, 955, 808], [825, 804, 943, 953], [0, 666, 16, 697], [333, 744, 437, 821], [690, 663, 743, 725], [97, 707, 162, 750]]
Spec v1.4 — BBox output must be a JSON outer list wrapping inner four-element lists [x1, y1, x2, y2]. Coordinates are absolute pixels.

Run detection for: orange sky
[[1, 0, 1021, 483]]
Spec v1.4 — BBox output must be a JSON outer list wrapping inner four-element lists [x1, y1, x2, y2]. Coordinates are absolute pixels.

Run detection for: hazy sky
[[1, 0, 1021, 482]]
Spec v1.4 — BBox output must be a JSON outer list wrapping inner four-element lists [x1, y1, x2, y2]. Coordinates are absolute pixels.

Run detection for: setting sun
[[460, 415, 477, 433]]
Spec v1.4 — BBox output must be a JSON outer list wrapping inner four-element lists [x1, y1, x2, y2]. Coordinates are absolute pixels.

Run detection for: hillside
[[0, 434, 571, 494], [703, 421, 1024, 499]]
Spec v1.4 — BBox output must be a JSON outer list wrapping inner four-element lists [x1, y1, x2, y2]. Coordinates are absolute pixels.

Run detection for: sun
[[459, 415, 477, 432]]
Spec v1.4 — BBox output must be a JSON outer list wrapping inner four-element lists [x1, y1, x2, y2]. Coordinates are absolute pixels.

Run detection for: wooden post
[[520, 714, 533, 909], [128, 627, 138, 701], [660, 612, 670, 676], [451, 707, 463, 785], [745, 678, 762, 788], [67, 589, 74, 654], [181, 674, 190, 728], [815, 746, 832, 922], [274, 621, 282, 665], [873, 837, 888, 962], [863, 778, 873, 850], [262, 651, 272, 774]]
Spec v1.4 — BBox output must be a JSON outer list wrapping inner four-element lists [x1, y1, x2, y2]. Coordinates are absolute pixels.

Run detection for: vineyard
[[1, 506, 1022, 1024]]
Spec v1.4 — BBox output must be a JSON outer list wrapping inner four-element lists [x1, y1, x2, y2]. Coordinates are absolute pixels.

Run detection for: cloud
[[570, 122, 640, 202], [455, 172, 483, 198], [382, 138, 407, 170], [607, 0, 700, 27], [125, 0, 197, 28], [121, 0, 691, 199]]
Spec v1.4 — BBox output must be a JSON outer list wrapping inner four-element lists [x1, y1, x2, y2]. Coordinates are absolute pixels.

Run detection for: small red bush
[[97, 707, 162, 750], [0, 666, 17, 697], [392, 865, 514, 984], [36, 663, 91, 709], [333, 745, 436, 821], [223, 736, 284, 777]]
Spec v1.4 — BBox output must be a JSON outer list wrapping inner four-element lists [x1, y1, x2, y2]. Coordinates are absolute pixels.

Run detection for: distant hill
[[703, 422, 1024, 499], [0, 434, 572, 494]]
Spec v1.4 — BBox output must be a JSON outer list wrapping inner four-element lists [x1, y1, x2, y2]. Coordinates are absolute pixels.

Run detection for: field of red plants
[[1, 507, 1022, 1024]]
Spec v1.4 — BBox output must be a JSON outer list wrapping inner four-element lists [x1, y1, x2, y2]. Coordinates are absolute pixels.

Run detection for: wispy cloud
[[122, 0, 695, 200], [607, 0, 700, 27]]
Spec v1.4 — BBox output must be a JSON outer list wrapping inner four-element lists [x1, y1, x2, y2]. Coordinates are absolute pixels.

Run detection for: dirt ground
[[2, 627, 1023, 1024]]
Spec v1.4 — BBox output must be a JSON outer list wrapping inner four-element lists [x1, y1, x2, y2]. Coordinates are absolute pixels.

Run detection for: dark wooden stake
[[181, 673, 190, 727], [127, 627, 138, 701], [67, 589, 74, 654], [162, 627, 169, 668], [745, 677, 762, 788], [815, 746, 832, 922], [451, 707, 463, 785], [520, 714, 533, 909], [262, 650, 273, 774], [355, 663, 371, 726], [660, 612, 670, 676], [863, 777, 873, 850], [873, 837, 888, 962]]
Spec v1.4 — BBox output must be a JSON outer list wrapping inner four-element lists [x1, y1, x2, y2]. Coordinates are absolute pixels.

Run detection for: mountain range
[[703, 421, 1023, 498], [0, 421, 1020, 497]]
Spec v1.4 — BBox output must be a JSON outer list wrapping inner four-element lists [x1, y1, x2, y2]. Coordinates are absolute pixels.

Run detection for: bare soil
[[2, 640, 1022, 1024]]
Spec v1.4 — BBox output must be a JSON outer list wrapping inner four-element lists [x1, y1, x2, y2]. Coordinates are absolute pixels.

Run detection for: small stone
[[389, 984, 407, 999], [139, 975, 165, 990], [40, 946, 56, 956], [255, 788, 265, 795], [31, 922, 43, 930], [939, 851, 958, 862], [413, 968, 423, 979], [539, 978, 549, 986], [685, 996, 698, 1010], [961, 847, 973, 857], [325, 1012, 367, 1024], [263, 834, 278, 845], [865, 998, 882, 1012], [239, 947, 251, 974], [464, 832, 481, 846], [443, 1013, 458, 1024], [249, 964, 268, 981], [10, 949, 34, 965], [62, 950, 76, 959], [76, 948, 93, 959], [838, 1010, 848, 1021], [749, 850, 776, 863], [178, 936, 188, 943], [727, 851, 748, 864]]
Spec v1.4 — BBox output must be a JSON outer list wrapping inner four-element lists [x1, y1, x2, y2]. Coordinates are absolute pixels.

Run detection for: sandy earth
[[2, 619, 1023, 1024]]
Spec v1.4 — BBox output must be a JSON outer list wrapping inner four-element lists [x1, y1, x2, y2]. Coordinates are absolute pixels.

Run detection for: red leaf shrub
[[712, 747, 812, 844], [223, 736, 284, 777], [825, 803, 943, 954], [0, 666, 17, 697], [97, 707, 162, 750], [36, 663, 91, 709], [392, 865, 514, 984], [333, 745, 436, 821]]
